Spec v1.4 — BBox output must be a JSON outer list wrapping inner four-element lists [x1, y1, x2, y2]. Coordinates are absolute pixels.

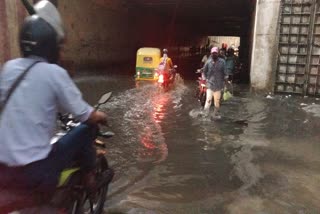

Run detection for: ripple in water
[[106, 78, 186, 164]]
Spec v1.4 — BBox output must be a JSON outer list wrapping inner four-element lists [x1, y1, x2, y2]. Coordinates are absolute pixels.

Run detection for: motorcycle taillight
[[158, 74, 164, 83]]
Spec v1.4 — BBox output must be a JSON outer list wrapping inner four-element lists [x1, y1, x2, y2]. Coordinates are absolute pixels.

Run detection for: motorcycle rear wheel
[[69, 155, 112, 214]]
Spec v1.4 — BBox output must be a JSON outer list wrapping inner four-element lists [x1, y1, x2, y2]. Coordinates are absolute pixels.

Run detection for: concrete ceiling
[[128, 0, 255, 36]]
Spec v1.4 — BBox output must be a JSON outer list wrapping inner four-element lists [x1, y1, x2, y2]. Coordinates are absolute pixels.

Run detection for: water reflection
[[229, 97, 267, 193], [152, 95, 169, 123]]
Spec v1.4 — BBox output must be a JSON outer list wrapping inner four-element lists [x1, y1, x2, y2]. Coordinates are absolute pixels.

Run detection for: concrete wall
[[250, 0, 281, 92], [0, 0, 134, 70], [128, 11, 166, 51], [0, 0, 26, 65], [0, 0, 9, 65], [58, 0, 131, 69], [0, 0, 181, 70]]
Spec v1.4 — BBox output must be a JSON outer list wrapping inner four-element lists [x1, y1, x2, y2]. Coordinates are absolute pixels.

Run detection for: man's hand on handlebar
[[86, 110, 107, 125]]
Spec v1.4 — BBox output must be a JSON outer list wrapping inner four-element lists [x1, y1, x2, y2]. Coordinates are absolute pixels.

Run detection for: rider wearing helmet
[[0, 0, 105, 193], [159, 48, 175, 82], [160, 49, 173, 70]]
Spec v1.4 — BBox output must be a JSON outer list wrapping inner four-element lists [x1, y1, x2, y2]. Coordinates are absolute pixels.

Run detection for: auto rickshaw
[[135, 47, 161, 81]]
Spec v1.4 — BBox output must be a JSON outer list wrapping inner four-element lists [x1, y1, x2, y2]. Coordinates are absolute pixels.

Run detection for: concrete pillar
[[250, 0, 281, 92]]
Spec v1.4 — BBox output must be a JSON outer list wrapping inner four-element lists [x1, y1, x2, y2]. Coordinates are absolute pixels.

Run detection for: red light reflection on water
[[140, 131, 156, 150], [138, 127, 158, 161], [138, 93, 169, 162], [152, 95, 169, 123], [138, 127, 168, 163]]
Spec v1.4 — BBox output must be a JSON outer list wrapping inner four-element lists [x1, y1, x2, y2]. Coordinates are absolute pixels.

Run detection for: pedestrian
[[202, 47, 228, 119], [200, 48, 211, 68], [225, 47, 236, 82], [218, 48, 226, 60]]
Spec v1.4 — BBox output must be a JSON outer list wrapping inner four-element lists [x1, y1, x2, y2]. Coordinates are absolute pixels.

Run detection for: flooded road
[[76, 74, 320, 214]]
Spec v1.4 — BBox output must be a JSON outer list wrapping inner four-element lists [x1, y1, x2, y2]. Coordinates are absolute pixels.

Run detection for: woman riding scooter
[[158, 49, 176, 83]]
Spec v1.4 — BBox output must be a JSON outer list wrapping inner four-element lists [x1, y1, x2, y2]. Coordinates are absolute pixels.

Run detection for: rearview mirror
[[98, 92, 112, 105]]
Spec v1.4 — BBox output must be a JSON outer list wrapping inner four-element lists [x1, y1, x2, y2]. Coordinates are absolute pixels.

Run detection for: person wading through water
[[202, 47, 228, 119]]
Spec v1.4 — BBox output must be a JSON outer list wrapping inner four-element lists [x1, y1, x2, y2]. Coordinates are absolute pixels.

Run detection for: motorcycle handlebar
[[58, 92, 113, 138], [59, 115, 113, 139], [196, 68, 204, 73]]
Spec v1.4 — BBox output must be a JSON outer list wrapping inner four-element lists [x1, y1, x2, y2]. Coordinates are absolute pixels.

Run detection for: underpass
[[0, 0, 320, 213], [2, 0, 277, 91]]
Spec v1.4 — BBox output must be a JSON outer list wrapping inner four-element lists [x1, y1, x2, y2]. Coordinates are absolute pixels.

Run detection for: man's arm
[[51, 66, 107, 125], [86, 110, 107, 125]]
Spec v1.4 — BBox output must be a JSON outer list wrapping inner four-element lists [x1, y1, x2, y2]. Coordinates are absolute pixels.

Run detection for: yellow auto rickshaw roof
[[137, 47, 161, 55]]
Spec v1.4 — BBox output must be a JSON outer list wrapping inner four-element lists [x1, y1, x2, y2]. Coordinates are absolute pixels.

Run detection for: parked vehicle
[[135, 47, 161, 81], [0, 92, 115, 214]]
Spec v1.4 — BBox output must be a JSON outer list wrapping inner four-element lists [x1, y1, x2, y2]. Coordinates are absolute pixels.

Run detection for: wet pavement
[[76, 74, 320, 214]]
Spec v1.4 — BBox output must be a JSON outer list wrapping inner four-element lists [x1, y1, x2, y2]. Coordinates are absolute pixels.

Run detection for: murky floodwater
[[76, 74, 320, 214]]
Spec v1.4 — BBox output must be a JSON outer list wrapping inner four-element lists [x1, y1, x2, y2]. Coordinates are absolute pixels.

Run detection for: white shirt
[[0, 57, 93, 166], [201, 55, 208, 64]]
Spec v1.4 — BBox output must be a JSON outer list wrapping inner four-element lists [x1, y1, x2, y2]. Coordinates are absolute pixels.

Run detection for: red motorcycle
[[156, 65, 177, 92], [196, 69, 207, 107]]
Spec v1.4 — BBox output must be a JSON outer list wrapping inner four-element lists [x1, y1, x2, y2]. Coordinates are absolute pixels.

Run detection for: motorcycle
[[196, 69, 234, 108], [196, 69, 207, 107], [0, 92, 114, 214], [156, 65, 178, 92]]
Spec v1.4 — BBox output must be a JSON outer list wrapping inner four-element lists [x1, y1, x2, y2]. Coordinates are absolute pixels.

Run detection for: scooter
[[0, 92, 114, 214], [196, 69, 207, 107], [157, 65, 178, 92]]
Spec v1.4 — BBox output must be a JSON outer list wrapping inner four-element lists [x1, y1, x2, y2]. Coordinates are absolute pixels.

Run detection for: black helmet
[[20, 15, 60, 63], [163, 49, 168, 54]]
